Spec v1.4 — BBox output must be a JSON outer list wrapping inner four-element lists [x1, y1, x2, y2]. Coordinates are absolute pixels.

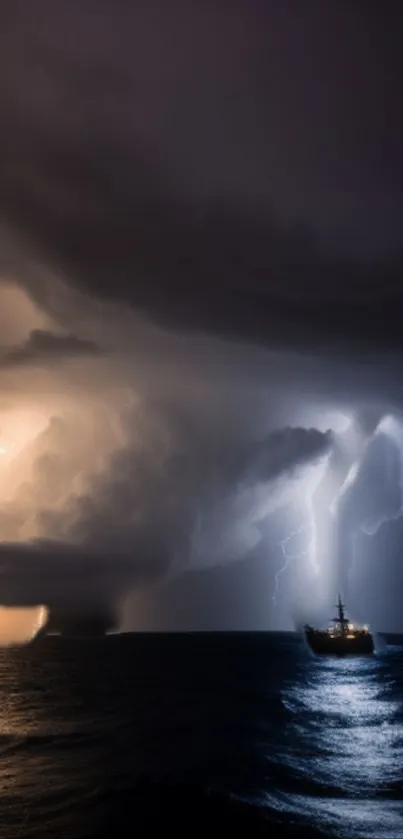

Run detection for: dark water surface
[[0, 632, 402, 838]]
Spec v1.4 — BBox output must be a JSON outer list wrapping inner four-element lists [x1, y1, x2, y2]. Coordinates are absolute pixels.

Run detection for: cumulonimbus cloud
[[0, 400, 332, 614], [0, 2, 401, 633]]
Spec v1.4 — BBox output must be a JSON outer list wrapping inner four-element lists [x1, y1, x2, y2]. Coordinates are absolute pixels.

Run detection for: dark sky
[[0, 1, 402, 634]]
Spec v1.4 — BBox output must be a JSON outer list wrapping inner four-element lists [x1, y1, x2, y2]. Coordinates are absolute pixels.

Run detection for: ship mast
[[331, 594, 349, 635]]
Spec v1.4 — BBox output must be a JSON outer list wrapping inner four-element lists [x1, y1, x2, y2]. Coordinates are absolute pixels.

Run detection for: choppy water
[[0, 632, 402, 838]]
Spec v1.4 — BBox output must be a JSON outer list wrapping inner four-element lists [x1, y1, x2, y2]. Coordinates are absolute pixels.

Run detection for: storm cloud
[[0, 1, 402, 359], [0, 2, 402, 633], [0, 390, 333, 609]]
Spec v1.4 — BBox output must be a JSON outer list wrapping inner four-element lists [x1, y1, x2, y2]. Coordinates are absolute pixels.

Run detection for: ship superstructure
[[304, 595, 374, 656]]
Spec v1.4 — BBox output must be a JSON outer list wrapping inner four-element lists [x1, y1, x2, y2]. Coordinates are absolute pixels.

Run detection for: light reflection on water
[[273, 652, 403, 838], [0, 634, 402, 838]]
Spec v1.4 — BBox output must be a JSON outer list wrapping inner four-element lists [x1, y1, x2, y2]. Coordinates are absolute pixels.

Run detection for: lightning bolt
[[329, 459, 361, 516], [327, 415, 402, 599], [273, 519, 314, 605], [271, 449, 336, 607], [271, 414, 403, 612]]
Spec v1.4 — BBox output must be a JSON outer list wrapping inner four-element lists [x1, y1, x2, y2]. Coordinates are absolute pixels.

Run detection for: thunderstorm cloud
[[0, 1, 401, 633]]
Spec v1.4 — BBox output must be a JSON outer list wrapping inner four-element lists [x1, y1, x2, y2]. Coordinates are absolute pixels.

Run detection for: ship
[[304, 595, 374, 656]]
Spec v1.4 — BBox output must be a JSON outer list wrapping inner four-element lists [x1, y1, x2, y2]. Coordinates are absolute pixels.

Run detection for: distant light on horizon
[[0, 605, 48, 646]]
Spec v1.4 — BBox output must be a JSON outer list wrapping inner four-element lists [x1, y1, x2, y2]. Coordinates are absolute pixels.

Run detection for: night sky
[[0, 1, 402, 638]]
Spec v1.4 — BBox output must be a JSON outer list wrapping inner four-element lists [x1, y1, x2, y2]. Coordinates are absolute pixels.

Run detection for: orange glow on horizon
[[0, 605, 48, 646]]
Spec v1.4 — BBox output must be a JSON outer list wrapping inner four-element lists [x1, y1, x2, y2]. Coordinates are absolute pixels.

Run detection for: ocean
[[0, 632, 402, 839]]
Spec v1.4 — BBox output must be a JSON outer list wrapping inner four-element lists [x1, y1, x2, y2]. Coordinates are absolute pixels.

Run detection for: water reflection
[[277, 652, 403, 838]]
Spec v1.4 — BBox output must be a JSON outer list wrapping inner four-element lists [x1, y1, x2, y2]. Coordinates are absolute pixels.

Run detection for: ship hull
[[305, 631, 374, 657]]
